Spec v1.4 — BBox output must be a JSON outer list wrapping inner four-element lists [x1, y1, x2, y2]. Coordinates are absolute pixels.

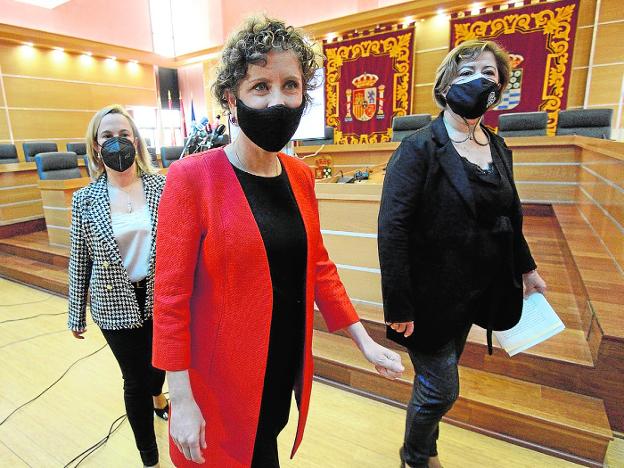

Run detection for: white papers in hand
[[493, 293, 565, 357]]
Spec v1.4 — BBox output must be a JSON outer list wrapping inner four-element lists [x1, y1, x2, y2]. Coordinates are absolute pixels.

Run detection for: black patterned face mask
[[100, 137, 136, 172], [445, 76, 500, 119], [235, 98, 306, 152]]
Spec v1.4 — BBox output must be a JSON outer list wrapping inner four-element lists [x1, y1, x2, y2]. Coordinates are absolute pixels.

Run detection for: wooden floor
[[1, 278, 622, 467]]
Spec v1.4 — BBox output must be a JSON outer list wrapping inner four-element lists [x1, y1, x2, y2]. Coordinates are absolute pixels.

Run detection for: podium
[[38, 177, 90, 247]]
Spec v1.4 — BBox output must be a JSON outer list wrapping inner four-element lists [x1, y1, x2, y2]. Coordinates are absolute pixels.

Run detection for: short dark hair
[[212, 16, 323, 112]]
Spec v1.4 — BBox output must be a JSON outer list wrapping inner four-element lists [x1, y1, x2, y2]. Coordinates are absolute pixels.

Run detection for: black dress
[[457, 144, 516, 352], [232, 162, 307, 468]]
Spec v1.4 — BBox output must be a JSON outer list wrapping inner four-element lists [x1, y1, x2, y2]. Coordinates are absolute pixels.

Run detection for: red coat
[[153, 148, 359, 467]]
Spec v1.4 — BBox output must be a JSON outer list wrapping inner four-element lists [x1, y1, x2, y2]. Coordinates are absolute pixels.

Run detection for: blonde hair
[[85, 104, 157, 180], [433, 40, 511, 109]]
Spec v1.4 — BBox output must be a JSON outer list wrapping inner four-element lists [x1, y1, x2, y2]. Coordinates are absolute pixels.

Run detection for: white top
[[108, 180, 152, 283]]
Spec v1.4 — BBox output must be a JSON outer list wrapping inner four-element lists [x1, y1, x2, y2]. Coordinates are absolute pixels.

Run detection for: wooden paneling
[[516, 183, 578, 203], [413, 84, 439, 115], [508, 146, 579, 163], [572, 26, 592, 68], [568, 68, 588, 108], [578, 190, 624, 270], [580, 169, 624, 228], [322, 233, 379, 269], [414, 17, 449, 51], [336, 267, 381, 303], [578, 0, 598, 26], [0, 200, 43, 224], [582, 149, 624, 191], [598, 0, 624, 22], [0, 185, 39, 205], [3, 77, 155, 110], [9, 110, 92, 140], [46, 226, 70, 247], [318, 198, 379, 233], [0, 44, 155, 89], [514, 165, 578, 182], [414, 49, 446, 85], [594, 22, 624, 65], [0, 111, 9, 141], [587, 64, 624, 106]]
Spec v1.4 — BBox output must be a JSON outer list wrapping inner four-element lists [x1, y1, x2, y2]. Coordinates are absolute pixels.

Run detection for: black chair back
[[498, 112, 548, 138], [392, 114, 432, 142], [35, 152, 82, 180], [23, 142, 58, 162], [0, 144, 19, 164], [161, 146, 185, 168]]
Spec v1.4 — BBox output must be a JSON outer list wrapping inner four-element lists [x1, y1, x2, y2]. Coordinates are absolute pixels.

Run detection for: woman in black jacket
[[378, 40, 546, 468]]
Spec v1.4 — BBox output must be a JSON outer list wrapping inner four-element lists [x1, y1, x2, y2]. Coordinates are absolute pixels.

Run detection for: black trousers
[[100, 284, 166, 467]]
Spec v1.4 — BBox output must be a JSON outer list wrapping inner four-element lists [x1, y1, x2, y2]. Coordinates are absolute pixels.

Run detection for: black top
[[378, 114, 536, 352], [232, 162, 306, 434]]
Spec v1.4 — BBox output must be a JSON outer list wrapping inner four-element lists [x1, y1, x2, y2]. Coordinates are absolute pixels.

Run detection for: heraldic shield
[[494, 54, 524, 111], [345, 73, 380, 122]]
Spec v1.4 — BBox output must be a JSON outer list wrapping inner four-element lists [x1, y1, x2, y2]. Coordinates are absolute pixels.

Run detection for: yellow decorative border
[[453, 2, 576, 135], [325, 30, 413, 144]]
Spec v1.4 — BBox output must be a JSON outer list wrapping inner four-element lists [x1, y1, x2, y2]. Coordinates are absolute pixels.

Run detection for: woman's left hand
[[523, 270, 547, 298], [361, 340, 404, 380]]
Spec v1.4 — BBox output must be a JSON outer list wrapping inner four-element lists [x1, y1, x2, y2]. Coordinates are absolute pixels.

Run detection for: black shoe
[[154, 401, 169, 420]]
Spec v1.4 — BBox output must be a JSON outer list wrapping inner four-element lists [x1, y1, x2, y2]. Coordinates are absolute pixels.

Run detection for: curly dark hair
[[212, 16, 323, 112]]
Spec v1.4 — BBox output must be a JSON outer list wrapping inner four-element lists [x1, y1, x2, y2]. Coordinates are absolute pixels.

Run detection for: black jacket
[[378, 114, 536, 352]]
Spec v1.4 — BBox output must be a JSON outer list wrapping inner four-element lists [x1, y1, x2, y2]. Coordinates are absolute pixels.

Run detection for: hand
[[523, 270, 547, 298], [361, 340, 404, 380], [71, 329, 86, 339], [386, 321, 414, 338], [170, 397, 207, 464]]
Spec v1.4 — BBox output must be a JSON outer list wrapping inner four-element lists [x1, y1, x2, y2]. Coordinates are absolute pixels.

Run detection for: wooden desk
[[38, 177, 90, 247], [0, 162, 45, 227], [0, 160, 89, 229]]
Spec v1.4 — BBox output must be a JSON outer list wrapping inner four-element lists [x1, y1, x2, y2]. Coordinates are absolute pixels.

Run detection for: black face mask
[[235, 98, 305, 152], [100, 137, 136, 172], [445, 76, 500, 119]]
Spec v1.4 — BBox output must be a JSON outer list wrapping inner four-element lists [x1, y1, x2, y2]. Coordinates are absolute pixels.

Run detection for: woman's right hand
[[387, 321, 414, 337], [71, 329, 86, 339], [170, 396, 207, 464]]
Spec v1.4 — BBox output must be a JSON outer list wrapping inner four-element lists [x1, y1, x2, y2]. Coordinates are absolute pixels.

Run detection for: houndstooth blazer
[[67, 172, 166, 331]]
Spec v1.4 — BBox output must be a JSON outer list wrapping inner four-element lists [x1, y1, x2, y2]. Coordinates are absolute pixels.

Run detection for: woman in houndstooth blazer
[[67, 104, 168, 468]]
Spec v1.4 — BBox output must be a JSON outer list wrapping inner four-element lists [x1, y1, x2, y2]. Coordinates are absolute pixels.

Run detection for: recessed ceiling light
[[15, 0, 70, 8]]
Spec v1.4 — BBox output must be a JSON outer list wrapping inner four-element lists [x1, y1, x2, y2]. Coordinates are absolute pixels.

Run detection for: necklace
[[233, 145, 280, 177], [108, 180, 137, 213], [445, 113, 490, 146]]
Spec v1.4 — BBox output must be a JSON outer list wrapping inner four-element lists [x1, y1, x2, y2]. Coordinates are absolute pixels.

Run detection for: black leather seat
[[66, 142, 87, 156], [392, 114, 432, 142], [0, 144, 19, 164], [498, 112, 548, 137], [23, 142, 58, 162], [34, 152, 82, 180], [161, 146, 185, 168], [556, 109, 613, 139]]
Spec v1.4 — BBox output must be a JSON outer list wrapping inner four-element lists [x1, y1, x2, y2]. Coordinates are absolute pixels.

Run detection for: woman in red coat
[[153, 17, 404, 468]]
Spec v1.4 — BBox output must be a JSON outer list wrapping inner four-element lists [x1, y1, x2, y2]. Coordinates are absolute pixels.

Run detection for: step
[[312, 330, 612, 466], [0, 232, 69, 268], [0, 251, 68, 296], [314, 301, 595, 367]]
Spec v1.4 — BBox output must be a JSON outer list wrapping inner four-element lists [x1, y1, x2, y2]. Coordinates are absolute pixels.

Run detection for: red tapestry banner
[[324, 27, 415, 144], [450, 0, 579, 134]]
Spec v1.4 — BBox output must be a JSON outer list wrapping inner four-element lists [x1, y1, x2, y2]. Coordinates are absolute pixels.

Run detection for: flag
[[180, 94, 188, 137], [191, 98, 196, 124]]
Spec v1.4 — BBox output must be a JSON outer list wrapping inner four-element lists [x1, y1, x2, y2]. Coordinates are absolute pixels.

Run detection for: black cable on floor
[[0, 295, 54, 307], [0, 329, 66, 349], [0, 343, 108, 426], [63, 413, 127, 468], [0, 311, 65, 324]]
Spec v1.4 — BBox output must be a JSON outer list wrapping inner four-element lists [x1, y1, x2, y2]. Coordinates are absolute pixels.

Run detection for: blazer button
[[106, 284, 113, 291], [103, 261, 110, 268]]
